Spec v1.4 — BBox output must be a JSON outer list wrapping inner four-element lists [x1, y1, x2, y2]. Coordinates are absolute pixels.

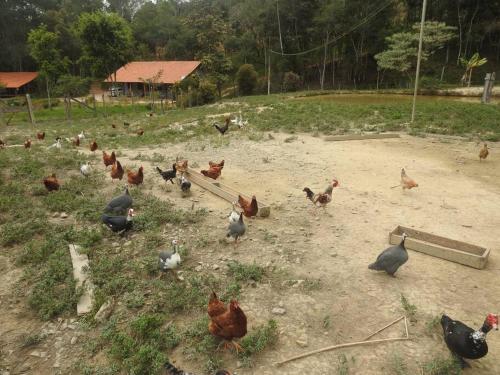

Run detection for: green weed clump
[[227, 261, 265, 282], [102, 314, 180, 375], [422, 356, 462, 375], [238, 319, 279, 366]]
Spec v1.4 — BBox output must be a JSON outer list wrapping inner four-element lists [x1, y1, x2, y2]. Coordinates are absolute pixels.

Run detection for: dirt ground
[[1, 132, 500, 374]]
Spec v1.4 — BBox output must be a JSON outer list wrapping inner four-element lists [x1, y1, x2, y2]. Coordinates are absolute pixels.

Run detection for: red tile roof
[[105, 61, 201, 84], [0, 72, 38, 89]]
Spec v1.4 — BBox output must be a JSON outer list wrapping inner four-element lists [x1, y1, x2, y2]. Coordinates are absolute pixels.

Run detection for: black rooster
[[156, 164, 177, 184], [213, 118, 230, 135]]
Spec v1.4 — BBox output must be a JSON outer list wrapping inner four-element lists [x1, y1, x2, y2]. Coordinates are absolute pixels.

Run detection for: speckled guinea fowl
[[368, 233, 409, 276], [104, 186, 133, 215]]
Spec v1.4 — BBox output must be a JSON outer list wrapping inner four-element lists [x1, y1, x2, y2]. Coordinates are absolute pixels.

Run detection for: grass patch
[[227, 261, 265, 283], [422, 356, 462, 375], [337, 353, 349, 375], [400, 294, 417, 322], [426, 315, 442, 336], [389, 353, 408, 375], [20, 333, 45, 348], [102, 314, 180, 375], [238, 319, 279, 367]]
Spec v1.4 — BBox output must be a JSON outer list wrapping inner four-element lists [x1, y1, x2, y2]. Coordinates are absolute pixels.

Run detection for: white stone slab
[[69, 244, 94, 315]]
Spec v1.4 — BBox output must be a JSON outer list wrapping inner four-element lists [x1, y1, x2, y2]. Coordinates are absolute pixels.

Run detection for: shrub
[[283, 71, 301, 92], [236, 64, 258, 95]]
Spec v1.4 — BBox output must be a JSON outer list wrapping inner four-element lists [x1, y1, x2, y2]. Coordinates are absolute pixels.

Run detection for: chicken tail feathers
[[303, 187, 315, 201], [156, 166, 163, 175]]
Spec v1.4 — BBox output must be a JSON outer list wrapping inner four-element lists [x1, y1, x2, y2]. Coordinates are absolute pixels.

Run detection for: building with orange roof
[[105, 61, 200, 97], [0, 72, 38, 96]]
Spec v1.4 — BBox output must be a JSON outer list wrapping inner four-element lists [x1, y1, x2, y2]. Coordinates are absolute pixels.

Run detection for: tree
[[236, 64, 258, 95], [460, 53, 487, 87], [375, 22, 456, 83], [76, 12, 133, 79], [201, 51, 233, 100], [27, 25, 64, 109]]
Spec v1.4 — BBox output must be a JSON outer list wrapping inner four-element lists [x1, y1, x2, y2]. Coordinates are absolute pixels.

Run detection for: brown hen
[[43, 173, 60, 191], [24, 139, 31, 149], [208, 293, 247, 353], [111, 160, 124, 181], [237, 195, 258, 217], [89, 140, 98, 152], [72, 137, 80, 147], [209, 160, 225, 169], [201, 166, 222, 180], [36, 132, 45, 140], [127, 166, 144, 186], [102, 151, 116, 168], [479, 143, 489, 161]]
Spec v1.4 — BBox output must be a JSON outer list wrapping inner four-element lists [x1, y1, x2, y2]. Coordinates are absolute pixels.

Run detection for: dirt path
[[109, 133, 500, 374], [2, 132, 499, 374]]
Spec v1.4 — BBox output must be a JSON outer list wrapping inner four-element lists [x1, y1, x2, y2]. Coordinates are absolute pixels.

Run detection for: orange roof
[[105, 61, 201, 84], [0, 72, 38, 89]]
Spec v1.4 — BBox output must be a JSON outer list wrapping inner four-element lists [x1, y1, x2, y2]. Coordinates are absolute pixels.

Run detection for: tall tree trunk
[[332, 49, 335, 89], [456, 2, 463, 65], [440, 45, 450, 82], [321, 31, 329, 90], [46, 77, 52, 110], [464, 1, 480, 60]]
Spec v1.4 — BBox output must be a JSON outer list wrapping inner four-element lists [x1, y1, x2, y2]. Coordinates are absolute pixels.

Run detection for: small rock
[[94, 300, 113, 323], [278, 301, 284, 308], [195, 265, 203, 272], [272, 307, 286, 315], [296, 340, 308, 348], [70, 336, 77, 345], [124, 241, 132, 247], [212, 264, 220, 270], [52, 212, 59, 218], [236, 361, 242, 368], [60, 212, 68, 218], [112, 242, 120, 248]]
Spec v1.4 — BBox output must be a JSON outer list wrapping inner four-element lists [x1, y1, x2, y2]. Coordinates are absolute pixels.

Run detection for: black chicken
[[213, 118, 230, 135], [441, 313, 498, 368], [101, 208, 134, 234], [156, 164, 176, 184]]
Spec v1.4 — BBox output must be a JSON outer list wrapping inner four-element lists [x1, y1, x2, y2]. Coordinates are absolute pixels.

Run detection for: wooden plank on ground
[[324, 133, 400, 142], [69, 244, 94, 315], [184, 167, 271, 217]]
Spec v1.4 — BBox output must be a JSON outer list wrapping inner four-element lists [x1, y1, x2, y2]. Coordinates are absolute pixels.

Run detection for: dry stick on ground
[[275, 316, 410, 367], [363, 316, 405, 341]]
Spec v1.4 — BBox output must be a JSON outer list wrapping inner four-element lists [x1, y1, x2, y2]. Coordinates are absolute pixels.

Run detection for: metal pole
[[411, 0, 428, 123]]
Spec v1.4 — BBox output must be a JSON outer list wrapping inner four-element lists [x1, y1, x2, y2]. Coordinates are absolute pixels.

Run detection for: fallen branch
[[363, 316, 405, 341], [275, 316, 410, 367], [275, 336, 410, 367]]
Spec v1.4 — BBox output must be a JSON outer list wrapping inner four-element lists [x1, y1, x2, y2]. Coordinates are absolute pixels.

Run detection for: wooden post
[[26, 94, 36, 126], [411, 0, 428, 123], [482, 72, 496, 104], [102, 94, 106, 116]]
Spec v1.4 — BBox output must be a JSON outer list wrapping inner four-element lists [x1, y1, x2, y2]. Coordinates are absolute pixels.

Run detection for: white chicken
[[80, 162, 91, 177], [77, 131, 85, 140], [48, 138, 62, 149]]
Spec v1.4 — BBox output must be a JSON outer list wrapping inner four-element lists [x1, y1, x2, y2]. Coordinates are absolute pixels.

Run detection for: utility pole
[[276, 0, 284, 54], [411, 0, 428, 123]]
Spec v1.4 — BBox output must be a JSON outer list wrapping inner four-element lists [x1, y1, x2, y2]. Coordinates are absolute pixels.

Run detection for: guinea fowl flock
[[5, 117, 495, 374]]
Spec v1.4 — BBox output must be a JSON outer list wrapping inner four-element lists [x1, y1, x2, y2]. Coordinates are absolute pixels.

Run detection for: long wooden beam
[[184, 167, 270, 217]]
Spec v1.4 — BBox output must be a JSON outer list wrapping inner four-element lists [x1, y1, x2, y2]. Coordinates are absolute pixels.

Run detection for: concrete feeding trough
[[184, 167, 270, 218], [389, 226, 490, 270]]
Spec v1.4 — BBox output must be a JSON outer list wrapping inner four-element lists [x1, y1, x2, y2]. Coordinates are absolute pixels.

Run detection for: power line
[[269, 0, 394, 57]]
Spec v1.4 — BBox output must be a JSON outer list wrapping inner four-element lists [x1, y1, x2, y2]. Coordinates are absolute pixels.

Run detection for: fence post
[[26, 94, 36, 126], [481, 72, 495, 104]]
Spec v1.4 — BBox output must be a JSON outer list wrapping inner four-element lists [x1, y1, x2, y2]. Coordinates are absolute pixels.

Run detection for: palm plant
[[460, 53, 488, 87]]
